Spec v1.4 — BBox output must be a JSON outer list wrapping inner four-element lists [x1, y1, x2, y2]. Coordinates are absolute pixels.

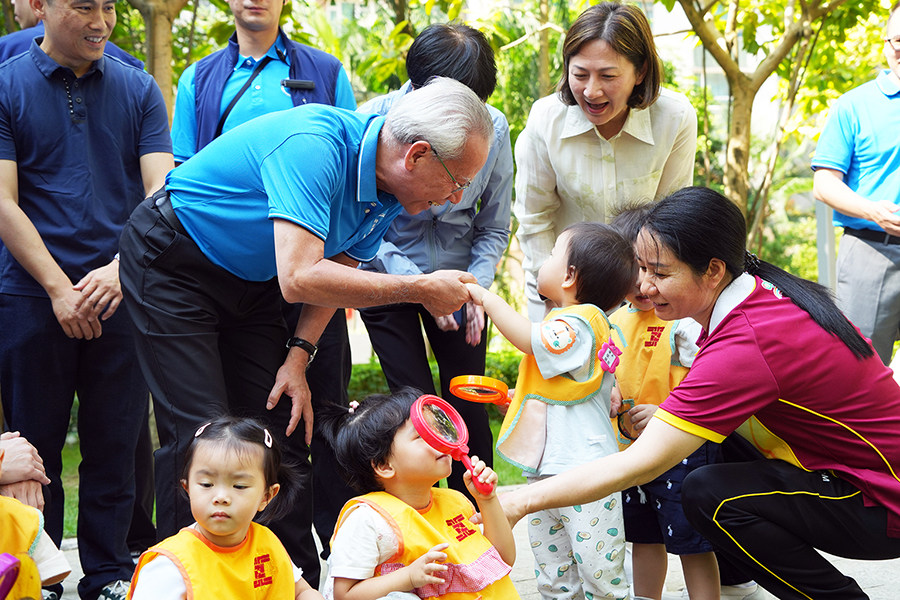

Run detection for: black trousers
[[683, 459, 900, 599], [359, 302, 493, 500], [283, 304, 357, 560], [119, 196, 320, 586]]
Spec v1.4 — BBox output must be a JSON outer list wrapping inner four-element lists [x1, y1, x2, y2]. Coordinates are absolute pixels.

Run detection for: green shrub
[[347, 357, 391, 401]]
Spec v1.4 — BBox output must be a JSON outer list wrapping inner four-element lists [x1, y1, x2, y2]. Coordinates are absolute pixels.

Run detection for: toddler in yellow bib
[[128, 417, 321, 600], [467, 222, 636, 600]]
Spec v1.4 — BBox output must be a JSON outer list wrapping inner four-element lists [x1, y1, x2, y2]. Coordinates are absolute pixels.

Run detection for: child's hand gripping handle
[[460, 454, 495, 495]]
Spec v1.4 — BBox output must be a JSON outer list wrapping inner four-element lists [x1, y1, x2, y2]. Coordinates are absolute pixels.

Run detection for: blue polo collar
[[229, 29, 290, 72], [357, 115, 393, 205], [29, 36, 104, 80], [877, 69, 900, 97]]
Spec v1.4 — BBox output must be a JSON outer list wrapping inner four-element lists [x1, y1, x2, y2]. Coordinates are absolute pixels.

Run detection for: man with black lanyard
[[170, 0, 355, 163], [168, 0, 355, 586]]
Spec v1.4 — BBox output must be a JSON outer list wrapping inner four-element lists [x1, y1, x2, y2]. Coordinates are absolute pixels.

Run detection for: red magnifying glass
[[410, 394, 495, 495], [449, 375, 510, 406], [0, 553, 21, 599]]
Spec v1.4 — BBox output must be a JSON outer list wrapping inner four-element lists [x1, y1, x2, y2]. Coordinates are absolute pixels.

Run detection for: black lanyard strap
[[214, 55, 273, 139]]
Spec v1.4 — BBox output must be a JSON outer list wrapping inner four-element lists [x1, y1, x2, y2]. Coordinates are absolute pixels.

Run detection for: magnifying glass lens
[[423, 403, 460, 443], [460, 386, 492, 397]]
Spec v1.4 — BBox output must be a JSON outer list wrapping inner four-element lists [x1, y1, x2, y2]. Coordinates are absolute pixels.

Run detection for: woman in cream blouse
[[515, 1, 697, 320]]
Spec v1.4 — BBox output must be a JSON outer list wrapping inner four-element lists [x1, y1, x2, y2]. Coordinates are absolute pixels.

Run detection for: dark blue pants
[[683, 459, 900, 599], [359, 302, 493, 501], [0, 293, 146, 600], [118, 196, 320, 586]]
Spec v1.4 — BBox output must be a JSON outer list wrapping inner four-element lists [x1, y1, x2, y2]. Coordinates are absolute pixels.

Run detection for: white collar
[[707, 272, 756, 336], [560, 101, 654, 145]]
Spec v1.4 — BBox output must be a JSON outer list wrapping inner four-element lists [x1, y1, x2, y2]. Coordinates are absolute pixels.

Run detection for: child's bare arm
[[464, 457, 516, 566], [332, 543, 449, 600], [610, 384, 623, 418], [295, 576, 325, 599], [466, 283, 533, 354]]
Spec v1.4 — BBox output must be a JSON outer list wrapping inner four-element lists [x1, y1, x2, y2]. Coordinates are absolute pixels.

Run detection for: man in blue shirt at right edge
[[812, 0, 900, 365]]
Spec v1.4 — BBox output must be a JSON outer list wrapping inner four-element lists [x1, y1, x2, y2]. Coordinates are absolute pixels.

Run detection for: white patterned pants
[[526, 493, 629, 600]]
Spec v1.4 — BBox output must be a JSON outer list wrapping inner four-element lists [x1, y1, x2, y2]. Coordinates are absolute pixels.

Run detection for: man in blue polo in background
[[1, 0, 159, 568], [170, 0, 354, 162]]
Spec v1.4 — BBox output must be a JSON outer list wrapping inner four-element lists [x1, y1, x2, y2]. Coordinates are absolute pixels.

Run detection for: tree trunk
[[1, 0, 15, 34], [127, 0, 188, 122], [389, 0, 412, 37], [724, 81, 754, 215], [538, 0, 550, 96]]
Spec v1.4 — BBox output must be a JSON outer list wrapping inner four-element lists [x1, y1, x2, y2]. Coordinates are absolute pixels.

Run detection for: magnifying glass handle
[[460, 454, 495, 495]]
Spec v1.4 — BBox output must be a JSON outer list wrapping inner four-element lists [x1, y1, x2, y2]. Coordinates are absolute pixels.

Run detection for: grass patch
[[61, 441, 81, 538]]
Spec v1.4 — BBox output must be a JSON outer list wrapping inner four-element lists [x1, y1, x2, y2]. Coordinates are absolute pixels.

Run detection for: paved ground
[[58, 486, 900, 599]]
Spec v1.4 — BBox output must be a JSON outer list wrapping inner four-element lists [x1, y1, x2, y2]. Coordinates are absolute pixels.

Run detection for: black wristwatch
[[286, 337, 318, 366]]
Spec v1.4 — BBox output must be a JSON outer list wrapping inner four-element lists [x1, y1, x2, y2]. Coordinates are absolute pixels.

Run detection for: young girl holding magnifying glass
[[466, 222, 636, 600], [320, 389, 519, 600]]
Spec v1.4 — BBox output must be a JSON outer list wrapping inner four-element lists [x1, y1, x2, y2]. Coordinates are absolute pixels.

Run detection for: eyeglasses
[[885, 36, 900, 52], [431, 147, 472, 195]]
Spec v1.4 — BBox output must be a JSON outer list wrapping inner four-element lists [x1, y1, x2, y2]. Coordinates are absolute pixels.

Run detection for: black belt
[[843, 227, 900, 246], [149, 188, 189, 237]]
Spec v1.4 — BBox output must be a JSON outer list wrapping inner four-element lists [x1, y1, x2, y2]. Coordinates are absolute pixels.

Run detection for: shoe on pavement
[[721, 584, 768, 599], [679, 582, 769, 599], [98, 579, 131, 600]]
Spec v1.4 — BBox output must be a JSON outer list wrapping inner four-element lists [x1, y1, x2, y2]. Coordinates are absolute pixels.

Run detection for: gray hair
[[384, 76, 493, 160]]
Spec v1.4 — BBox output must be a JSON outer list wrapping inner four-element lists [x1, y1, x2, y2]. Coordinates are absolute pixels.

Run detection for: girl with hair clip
[[319, 388, 518, 600], [498, 186, 900, 599], [514, 1, 697, 321], [128, 417, 322, 600]]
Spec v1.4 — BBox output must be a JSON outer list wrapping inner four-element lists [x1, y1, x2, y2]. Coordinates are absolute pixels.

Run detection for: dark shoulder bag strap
[[213, 55, 272, 139]]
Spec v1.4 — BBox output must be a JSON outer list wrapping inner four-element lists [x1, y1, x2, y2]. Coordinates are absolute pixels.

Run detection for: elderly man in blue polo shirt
[[118, 77, 493, 558], [168, 0, 355, 581], [812, 1, 900, 365], [0, 0, 173, 598]]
